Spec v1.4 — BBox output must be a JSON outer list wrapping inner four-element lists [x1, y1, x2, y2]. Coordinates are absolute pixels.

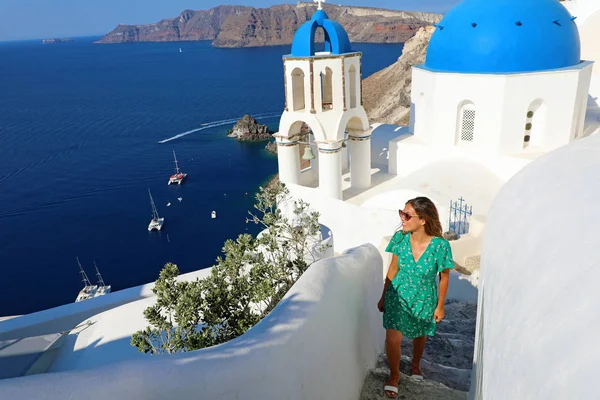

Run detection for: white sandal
[[384, 385, 398, 398]]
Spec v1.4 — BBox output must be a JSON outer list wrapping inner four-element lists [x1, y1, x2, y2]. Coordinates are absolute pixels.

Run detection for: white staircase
[[359, 300, 477, 400]]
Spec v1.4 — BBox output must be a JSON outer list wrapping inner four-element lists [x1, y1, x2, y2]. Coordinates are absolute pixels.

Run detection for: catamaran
[[168, 150, 187, 185], [148, 188, 165, 231], [75, 258, 111, 302], [93, 262, 111, 296]]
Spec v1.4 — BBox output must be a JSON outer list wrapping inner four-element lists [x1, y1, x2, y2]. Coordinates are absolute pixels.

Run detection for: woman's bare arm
[[436, 269, 450, 309], [382, 254, 399, 296]]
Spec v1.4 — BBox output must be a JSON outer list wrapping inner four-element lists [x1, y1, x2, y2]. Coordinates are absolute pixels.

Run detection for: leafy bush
[[131, 182, 327, 354]]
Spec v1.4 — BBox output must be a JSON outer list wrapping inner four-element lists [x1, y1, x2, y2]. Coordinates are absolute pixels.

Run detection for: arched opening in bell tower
[[291, 68, 306, 112], [321, 67, 333, 111], [349, 65, 357, 109]]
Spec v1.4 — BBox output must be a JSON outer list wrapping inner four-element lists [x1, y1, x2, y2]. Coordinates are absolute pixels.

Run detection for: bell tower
[[276, 5, 372, 200]]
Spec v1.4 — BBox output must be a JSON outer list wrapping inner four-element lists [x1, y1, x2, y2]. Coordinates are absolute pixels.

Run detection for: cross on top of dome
[[314, 0, 325, 10]]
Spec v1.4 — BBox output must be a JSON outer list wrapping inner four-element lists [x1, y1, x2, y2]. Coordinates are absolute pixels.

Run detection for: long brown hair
[[406, 197, 443, 237]]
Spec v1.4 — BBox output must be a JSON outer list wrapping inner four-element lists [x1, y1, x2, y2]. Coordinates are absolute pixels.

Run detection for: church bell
[[302, 146, 316, 161]]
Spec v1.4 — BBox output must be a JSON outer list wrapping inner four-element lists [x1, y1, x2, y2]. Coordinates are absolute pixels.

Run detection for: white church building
[[1, 0, 600, 399], [277, 0, 599, 276]]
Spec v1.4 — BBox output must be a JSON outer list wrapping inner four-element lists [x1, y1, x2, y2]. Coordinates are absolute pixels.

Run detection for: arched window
[[349, 65, 357, 109], [456, 101, 476, 145], [321, 67, 333, 111], [523, 99, 545, 149], [291, 68, 305, 112]]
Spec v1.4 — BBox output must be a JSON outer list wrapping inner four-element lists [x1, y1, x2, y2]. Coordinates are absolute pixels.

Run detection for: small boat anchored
[[75, 258, 111, 302], [148, 189, 165, 231], [168, 150, 187, 185]]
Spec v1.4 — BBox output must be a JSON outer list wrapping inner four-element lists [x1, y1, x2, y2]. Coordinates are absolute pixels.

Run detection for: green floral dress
[[383, 231, 454, 338]]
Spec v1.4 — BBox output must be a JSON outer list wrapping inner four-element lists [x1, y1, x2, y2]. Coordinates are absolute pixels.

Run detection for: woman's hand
[[377, 296, 385, 313], [434, 306, 445, 323]]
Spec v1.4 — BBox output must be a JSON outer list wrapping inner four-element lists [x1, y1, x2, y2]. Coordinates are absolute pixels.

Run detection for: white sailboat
[[168, 150, 187, 185], [148, 189, 165, 231], [94, 262, 111, 296], [75, 258, 111, 302]]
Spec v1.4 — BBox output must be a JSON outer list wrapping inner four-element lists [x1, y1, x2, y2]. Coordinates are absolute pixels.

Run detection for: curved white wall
[[47, 227, 336, 373], [0, 245, 384, 400], [475, 134, 600, 399]]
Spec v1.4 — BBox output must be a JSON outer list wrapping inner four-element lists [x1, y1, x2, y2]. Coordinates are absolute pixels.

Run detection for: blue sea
[[0, 37, 404, 316]]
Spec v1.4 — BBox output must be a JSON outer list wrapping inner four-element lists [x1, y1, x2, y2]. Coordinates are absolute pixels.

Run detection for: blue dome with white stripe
[[291, 9, 353, 57], [424, 0, 581, 74]]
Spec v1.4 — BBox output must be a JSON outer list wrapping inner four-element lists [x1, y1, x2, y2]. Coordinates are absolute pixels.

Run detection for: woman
[[377, 197, 454, 398]]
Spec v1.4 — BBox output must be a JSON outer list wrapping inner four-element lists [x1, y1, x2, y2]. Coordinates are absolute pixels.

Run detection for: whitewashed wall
[[472, 134, 600, 399], [580, 9, 600, 76], [0, 245, 384, 400], [287, 184, 400, 253], [387, 135, 532, 214], [370, 124, 410, 168], [411, 63, 593, 155]]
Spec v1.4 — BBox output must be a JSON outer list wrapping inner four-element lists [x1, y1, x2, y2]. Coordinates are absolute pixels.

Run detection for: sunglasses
[[399, 210, 419, 221]]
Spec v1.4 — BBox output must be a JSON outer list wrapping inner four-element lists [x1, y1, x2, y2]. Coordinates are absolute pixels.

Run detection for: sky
[[0, 0, 460, 41]]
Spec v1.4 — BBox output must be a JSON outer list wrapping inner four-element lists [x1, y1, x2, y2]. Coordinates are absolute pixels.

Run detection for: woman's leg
[[411, 336, 427, 376], [385, 329, 403, 396]]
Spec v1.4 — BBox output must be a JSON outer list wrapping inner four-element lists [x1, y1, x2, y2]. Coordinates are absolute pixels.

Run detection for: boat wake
[[157, 112, 281, 144]]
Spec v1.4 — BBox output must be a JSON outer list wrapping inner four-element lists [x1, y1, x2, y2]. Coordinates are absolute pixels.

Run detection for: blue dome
[[291, 10, 353, 57], [424, 0, 581, 74]]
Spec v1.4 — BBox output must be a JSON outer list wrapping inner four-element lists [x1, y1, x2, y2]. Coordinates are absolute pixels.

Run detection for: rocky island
[[96, 3, 441, 47], [42, 38, 73, 44], [227, 114, 273, 142]]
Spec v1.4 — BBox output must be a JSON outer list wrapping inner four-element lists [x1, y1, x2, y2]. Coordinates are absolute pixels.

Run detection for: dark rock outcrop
[[265, 141, 278, 154], [97, 3, 441, 47], [228, 114, 273, 142]]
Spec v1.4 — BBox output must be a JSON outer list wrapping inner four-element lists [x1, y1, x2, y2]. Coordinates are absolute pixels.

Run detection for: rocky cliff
[[228, 114, 273, 141], [362, 25, 435, 125], [97, 3, 441, 47]]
